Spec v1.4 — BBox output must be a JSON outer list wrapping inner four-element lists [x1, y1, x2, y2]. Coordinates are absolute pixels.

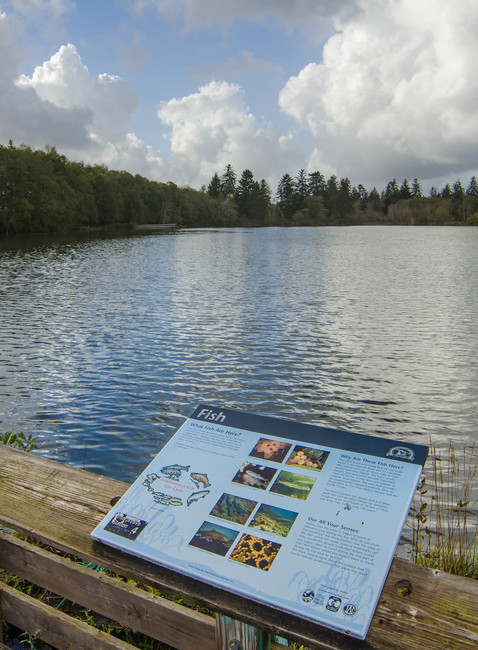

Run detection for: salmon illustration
[[160, 464, 191, 480], [190, 472, 211, 489], [187, 490, 210, 506]]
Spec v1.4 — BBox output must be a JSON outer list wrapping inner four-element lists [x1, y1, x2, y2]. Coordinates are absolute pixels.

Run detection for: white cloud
[[17, 44, 138, 141], [279, 0, 478, 186], [156, 80, 303, 187], [0, 12, 91, 148], [0, 24, 169, 179], [3, 0, 477, 193]]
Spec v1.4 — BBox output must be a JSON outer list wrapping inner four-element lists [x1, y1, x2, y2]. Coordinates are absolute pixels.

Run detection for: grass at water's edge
[[408, 442, 478, 579], [1, 434, 477, 648]]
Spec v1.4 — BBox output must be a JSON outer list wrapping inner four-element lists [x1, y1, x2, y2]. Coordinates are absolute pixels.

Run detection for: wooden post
[[216, 614, 271, 650]]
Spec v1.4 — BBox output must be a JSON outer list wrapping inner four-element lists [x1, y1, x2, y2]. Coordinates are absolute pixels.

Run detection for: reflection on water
[[1, 227, 477, 507]]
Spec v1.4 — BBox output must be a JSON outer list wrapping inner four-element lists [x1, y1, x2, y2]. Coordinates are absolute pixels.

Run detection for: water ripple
[[1, 227, 477, 492]]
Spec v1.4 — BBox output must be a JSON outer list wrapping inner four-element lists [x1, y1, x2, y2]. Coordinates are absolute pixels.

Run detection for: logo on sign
[[302, 589, 315, 603], [386, 446, 415, 461], [326, 596, 342, 612]]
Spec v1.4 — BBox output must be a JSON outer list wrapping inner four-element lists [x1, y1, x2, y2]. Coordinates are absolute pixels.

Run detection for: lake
[[1, 227, 477, 521]]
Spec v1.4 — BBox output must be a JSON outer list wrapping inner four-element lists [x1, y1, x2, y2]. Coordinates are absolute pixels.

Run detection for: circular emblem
[[343, 603, 357, 616], [386, 446, 415, 461], [301, 589, 315, 603]]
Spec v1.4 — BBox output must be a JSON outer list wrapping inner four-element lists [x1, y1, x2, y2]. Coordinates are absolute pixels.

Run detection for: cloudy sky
[[1, 0, 477, 193]]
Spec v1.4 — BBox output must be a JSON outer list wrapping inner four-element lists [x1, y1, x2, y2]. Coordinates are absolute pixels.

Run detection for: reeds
[[410, 442, 478, 579]]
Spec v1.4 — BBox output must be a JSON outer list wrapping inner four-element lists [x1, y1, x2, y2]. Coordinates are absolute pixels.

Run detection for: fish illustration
[[160, 464, 191, 480], [187, 490, 210, 506], [152, 492, 183, 507], [142, 473, 160, 491], [190, 472, 211, 489]]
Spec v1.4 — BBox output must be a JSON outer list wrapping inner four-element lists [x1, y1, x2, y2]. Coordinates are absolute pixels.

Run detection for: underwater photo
[[210, 493, 258, 524], [189, 521, 239, 557], [249, 504, 298, 537], [232, 462, 277, 490], [269, 470, 316, 500]]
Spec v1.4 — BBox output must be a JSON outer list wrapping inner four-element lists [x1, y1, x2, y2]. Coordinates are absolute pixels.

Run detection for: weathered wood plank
[[216, 614, 271, 650], [0, 581, 136, 649], [1, 446, 478, 649], [0, 532, 216, 650]]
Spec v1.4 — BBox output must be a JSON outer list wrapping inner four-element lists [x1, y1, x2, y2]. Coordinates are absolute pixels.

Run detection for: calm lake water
[[1, 227, 477, 513]]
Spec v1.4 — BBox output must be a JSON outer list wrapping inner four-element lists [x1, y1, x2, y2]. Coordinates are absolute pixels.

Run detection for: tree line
[[1, 141, 478, 236], [0, 142, 236, 236], [207, 166, 478, 226]]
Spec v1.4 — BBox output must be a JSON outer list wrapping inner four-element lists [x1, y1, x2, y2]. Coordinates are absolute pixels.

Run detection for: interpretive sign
[[91, 404, 428, 639]]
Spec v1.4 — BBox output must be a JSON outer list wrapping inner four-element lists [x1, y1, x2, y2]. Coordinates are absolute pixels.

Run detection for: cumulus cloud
[[279, 0, 478, 185], [17, 44, 138, 141], [0, 12, 91, 148], [156, 80, 303, 187], [1, 29, 169, 179], [3, 0, 477, 192]]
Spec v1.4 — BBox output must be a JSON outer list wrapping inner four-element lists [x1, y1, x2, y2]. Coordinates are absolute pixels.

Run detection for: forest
[[1, 141, 478, 236]]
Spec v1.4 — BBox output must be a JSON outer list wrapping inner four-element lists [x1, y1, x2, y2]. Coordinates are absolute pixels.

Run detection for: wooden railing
[[1, 445, 477, 649]]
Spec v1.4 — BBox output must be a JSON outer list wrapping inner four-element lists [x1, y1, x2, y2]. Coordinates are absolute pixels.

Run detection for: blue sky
[[1, 0, 478, 193]]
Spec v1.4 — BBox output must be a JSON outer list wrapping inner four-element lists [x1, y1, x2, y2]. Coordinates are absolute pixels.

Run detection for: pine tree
[[441, 184, 451, 198], [466, 175, 478, 197], [236, 169, 255, 219], [221, 164, 236, 197], [308, 171, 326, 196], [399, 179, 412, 199], [294, 169, 309, 210], [207, 173, 221, 198], [277, 173, 295, 219], [411, 178, 422, 198]]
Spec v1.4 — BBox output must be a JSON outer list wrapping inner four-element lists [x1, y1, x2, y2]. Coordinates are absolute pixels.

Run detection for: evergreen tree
[[412, 178, 422, 198], [324, 175, 339, 217], [451, 179, 465, 221], [368, 187, 381, 212], [207, 172, 221, 198], [466, 175, 478, 197], [399, 179, 412, 199], [441, 184, 451, 198], [384, 179, 400, 210], [452, 179, 464, 198], [236, 169, 255, 219], [221, 164, 236, 197], [308, 171, 326, 196], [277, 173, 295, 219], [337, 177, 353, 220], [356, 184, 369, 211], [294, 169, 309, 210]]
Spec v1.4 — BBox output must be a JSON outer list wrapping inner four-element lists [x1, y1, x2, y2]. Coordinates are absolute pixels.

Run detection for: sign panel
[[91, 404, 428, 639]]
